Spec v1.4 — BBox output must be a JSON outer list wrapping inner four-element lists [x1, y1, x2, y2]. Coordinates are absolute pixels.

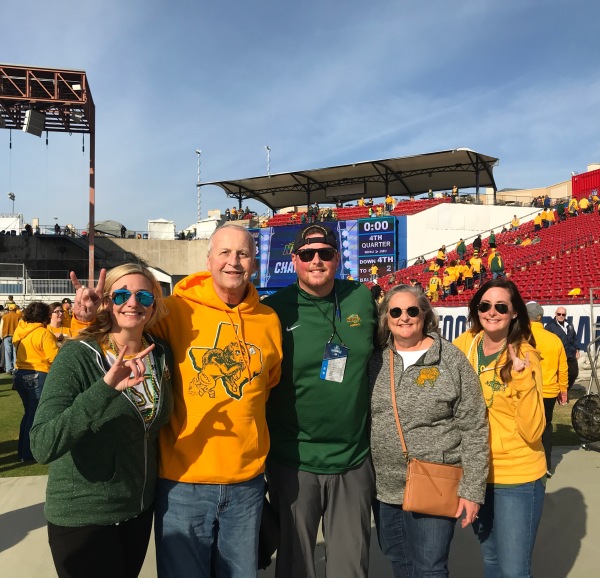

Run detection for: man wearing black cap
[[264, 224, 377, 578]]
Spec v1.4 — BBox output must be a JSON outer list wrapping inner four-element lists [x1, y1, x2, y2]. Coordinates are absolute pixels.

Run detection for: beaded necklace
[[107, 334, 160, 425], [476, 335, 507, 408]]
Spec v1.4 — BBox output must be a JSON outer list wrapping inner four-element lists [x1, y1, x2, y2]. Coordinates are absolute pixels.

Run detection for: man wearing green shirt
[[264, 224, 377, 578]]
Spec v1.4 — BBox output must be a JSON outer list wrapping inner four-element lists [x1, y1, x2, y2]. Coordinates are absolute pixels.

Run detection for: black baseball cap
[[62, 298, 72, 304], [293, 225, 338, 253]]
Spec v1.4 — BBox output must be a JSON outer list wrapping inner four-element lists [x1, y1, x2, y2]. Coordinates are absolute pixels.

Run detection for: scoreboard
[[357, 217, 397, 282], [250, 216, 400, 289]]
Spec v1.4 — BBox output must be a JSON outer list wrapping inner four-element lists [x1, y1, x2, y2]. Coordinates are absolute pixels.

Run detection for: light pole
[[196, 149, 202, 223], [265, 145, 271, 177], [7, 192, 15, 213]]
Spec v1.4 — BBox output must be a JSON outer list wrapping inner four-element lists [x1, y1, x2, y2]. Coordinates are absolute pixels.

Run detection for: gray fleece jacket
[[368, 333, 489, 505]]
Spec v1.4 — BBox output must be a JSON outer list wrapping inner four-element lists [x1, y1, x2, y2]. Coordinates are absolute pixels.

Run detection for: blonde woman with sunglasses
[[368, 284, 488, 577], [30, 264, 173, 578], [454, 278, 546, 578]]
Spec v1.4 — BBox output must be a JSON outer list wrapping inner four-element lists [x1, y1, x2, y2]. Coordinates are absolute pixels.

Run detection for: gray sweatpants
[[266, 456, 374, 578]]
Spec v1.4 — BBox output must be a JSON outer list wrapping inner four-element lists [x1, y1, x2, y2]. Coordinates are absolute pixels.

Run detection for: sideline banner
[[437, 304, 598, 350]]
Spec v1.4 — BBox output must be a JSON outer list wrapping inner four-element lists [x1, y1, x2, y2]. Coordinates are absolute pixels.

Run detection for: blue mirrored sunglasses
[[111, 289, 155, 307]]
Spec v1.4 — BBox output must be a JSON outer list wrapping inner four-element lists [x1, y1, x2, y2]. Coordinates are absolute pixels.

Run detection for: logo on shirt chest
[[346, 314, 362, 327], [187, 322, 263, 400]]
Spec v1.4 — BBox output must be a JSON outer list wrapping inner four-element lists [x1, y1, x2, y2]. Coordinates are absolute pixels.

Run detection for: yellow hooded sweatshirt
[[453, 330, 546, 484], [529, 321, 568, 398], [153, 272, 283, 484], [13, 320, 59, 372]]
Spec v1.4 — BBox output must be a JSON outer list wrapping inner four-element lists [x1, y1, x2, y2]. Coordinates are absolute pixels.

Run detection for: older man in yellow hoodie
[[71, 224, 283, 577], [526, 301, 568, 477]]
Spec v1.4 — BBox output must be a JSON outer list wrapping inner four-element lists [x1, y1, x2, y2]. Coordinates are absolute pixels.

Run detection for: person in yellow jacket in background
[[70, 224, 283, 578], [454, 278, 546, 578], [13, 301, 59, 462], [526, 301, 568, 477], [470, 251, 483, 285], [428, 270, 441, 302]]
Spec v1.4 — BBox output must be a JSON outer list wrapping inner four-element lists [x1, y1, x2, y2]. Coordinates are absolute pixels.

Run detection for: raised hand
[[103, 343, 156, 391], [70, 268, 106, 322], [508, 344, 529, 372]]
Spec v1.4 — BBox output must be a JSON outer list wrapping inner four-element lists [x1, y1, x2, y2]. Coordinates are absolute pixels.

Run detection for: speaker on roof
[[22, 109, 45, 137]]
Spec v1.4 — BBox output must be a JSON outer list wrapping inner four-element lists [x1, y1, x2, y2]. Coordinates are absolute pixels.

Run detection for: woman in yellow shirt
[[47, 302, 72, 346], [13, 302, 60, 462], [454, 279, 545, 578]]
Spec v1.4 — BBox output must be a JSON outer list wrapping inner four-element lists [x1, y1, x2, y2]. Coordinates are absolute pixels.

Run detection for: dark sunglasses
[[556, 312, 567, 317], [477, 301, 509, 314], [111, 289, 155, 307], [296, 248, 337, 262], [389, 306, 421, 318]]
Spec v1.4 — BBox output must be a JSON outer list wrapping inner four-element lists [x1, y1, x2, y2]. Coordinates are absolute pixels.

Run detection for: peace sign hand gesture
[[103, 343, 156, 391], [508, 344, 529, 373], [70, 268, 106, 322]]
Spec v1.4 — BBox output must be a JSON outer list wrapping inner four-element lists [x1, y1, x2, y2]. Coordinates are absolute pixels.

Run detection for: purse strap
[[389, 349, 410, 462], [389, 349, 446, 497]]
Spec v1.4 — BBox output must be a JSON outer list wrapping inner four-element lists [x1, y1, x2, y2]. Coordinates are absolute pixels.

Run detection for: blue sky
[[1, 0, 598, 233]]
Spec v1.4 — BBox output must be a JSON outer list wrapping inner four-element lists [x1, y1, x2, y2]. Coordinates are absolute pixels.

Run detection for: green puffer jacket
[[31, 334, 173, 527]]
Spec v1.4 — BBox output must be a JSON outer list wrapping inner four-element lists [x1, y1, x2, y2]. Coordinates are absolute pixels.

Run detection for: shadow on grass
[[554, 423, 579, 446]]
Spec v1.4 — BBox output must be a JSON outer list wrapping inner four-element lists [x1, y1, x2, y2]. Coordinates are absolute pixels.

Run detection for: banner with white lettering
[[437, 304, 598, 350]]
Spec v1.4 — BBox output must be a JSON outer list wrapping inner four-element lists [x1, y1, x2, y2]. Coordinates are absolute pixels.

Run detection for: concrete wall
[[97, 238, 208, 276], [0, 235, 210, 280]]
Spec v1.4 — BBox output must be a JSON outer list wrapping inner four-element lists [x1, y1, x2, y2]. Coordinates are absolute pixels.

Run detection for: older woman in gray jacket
[[369, 285, 488, 578]]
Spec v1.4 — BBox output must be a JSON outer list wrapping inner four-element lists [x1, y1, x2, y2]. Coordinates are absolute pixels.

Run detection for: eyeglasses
[[556, 312, 567, 317], [477, 302, 509, 314], [389, 306, 421, 318], [296, 248, 337, 262], [52, 309, 64, 315], [111, 289, 155, 307]]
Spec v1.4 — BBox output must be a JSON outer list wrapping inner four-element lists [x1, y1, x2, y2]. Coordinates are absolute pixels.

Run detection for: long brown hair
[[467, 278, 535, 382]]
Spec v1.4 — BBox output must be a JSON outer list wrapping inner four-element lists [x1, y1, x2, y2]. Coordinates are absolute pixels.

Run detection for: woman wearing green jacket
[[31, 263, 173, 578]]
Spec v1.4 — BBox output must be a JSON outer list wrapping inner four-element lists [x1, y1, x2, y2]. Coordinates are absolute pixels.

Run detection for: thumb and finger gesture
[[70, 268, 106, 322], [508, 344, 529, 372], [104, 343, 155, 391]]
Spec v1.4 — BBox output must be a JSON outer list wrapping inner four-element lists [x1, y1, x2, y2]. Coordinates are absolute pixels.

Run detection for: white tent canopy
[[147, 219, 175, 240]]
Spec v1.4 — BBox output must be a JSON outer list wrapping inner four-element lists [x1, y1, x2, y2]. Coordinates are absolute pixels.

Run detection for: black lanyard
[[302, 282, 346, 346]]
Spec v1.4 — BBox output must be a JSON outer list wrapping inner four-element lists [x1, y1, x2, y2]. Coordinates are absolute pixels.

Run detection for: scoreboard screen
[[357, 217, 397, 282]]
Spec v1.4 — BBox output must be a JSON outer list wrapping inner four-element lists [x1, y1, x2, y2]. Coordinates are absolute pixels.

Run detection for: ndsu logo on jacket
[[187, 321, 263, 400]]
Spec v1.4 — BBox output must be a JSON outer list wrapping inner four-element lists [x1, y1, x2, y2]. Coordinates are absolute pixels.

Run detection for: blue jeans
[[473, 480, 545, 578], [4, 335, 15, 372], [14, 370, 47, 461], [155, 474, 264, 578], [373, 499, 456, 577]]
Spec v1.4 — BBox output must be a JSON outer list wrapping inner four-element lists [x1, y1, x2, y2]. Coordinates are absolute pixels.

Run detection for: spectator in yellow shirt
[[428, 271, 441, 302]]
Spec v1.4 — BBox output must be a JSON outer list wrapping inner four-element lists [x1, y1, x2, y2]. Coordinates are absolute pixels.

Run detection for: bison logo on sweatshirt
[[187, 322, 263, 400]]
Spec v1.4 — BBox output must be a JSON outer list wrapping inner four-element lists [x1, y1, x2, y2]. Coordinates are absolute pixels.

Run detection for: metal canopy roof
[[200, 148, 499, 211]]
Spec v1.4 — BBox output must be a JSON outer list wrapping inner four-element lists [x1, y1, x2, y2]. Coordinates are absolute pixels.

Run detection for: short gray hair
[[377, 284, 439, 347], [207, 224, 256, 257]]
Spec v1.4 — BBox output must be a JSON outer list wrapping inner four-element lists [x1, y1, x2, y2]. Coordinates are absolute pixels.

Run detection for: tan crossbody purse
[[389, 349, 463, 518]]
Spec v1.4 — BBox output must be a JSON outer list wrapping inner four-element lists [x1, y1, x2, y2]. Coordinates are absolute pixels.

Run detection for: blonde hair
[[77, 263, 167, 345]]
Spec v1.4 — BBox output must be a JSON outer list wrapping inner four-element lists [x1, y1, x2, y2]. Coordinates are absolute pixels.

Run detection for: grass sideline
[[0, 374, 49, 478], [0, 370, 587, 479]]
